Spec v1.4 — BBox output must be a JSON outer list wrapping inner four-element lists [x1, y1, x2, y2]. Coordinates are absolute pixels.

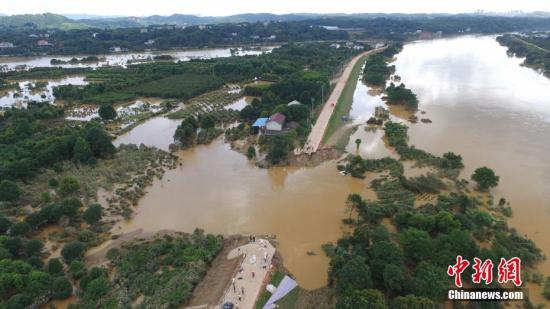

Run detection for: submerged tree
[[355, 138, 362, 151], [471, 167, 499, 191], [98, 104, 117, 120]]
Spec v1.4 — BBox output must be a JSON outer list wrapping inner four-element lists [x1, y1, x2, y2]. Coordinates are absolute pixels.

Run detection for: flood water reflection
[[393, 36, 550, 277]]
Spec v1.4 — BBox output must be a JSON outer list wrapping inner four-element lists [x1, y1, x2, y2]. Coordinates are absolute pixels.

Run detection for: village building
[[0, 42, 15, 48], [36, 40, 51, 46], [287, 100, 302, 106], [266, 112, 285, 132]]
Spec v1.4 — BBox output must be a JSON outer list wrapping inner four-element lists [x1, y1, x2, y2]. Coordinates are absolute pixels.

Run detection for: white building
[[266, 113, 286, 131]]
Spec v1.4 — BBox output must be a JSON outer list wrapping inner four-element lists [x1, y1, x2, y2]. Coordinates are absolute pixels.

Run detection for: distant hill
[[0, 13, 86, 29], [1, 12, 550, 30]]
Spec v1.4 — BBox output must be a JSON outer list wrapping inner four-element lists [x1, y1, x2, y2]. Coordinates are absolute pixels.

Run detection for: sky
[[1, 0, 549, 17]]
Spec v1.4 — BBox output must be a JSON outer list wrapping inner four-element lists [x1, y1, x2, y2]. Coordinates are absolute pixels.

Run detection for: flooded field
[[110, 35, 550, 291], [0, 46, 275, 71], [0, 76, 87, 108]]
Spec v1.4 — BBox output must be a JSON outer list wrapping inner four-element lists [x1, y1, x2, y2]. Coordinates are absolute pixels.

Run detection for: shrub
[[98, 104, 117, 120], [48, 258, 64, 275], [83, 204, 103, 225], [52, 276, 73, 299], [59, 177, 80, 196], [25, 239, 44, 256], [9, 221, 31, 236], [61, 241, 85, 264], [69, 260, 87, 279], [471, 167, 499, 191], [0, 180, 21, 202]]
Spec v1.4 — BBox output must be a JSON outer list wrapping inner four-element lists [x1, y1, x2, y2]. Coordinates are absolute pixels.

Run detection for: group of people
[[226, 236, 272, 308]]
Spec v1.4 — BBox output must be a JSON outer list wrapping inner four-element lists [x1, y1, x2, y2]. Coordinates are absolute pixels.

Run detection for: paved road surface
[[300, 47, 385, 155]]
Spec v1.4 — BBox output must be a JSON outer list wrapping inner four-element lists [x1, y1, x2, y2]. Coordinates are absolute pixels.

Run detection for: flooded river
[[112, 35, 550, 290], [393, 36, 550, 277], [0, 46, 275, 71]]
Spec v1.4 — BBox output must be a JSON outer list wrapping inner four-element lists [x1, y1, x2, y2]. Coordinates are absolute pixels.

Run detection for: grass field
[[322, 54, 369, 144]]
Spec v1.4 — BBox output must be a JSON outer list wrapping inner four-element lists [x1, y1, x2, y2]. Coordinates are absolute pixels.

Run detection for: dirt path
[[186, 237, 247, 307], [300, 47, 386, 155], [513, 36, 549, 53]]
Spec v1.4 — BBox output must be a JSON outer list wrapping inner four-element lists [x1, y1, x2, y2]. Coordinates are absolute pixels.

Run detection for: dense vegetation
[[0, 103, 115, 182], [68, 231, 223, 308], [330, 121, 544, 307], [306, 15, 550, 40], [362, 43, 403, 86], [385, 83, 419, 109], [0, 21, 347, 56], [497, 34, 550, 78]]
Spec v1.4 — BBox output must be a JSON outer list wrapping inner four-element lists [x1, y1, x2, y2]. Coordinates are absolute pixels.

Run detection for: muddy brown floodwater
[[392, 36, 550, 279], [112, 35, 550, 293], [114, 139, 367, 289]]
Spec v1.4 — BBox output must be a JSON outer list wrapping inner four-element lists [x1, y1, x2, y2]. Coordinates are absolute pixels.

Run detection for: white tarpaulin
[[263, 275, 298, 309]]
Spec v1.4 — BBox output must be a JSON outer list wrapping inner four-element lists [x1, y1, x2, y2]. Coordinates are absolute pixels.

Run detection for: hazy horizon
[[1, 0, 549, 17]]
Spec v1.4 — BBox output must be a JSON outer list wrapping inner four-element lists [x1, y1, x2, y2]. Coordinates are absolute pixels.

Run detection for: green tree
[[409, 262, 450, 299], [98, 104, 117, 120], [383, 264, 404, 293], [336, 256, 373, 293], [59, 177, 80, 196], [441, 152, 463, 169], [48, 258, 64, 275], [337, 289, 387, 309], [399, 228, 434, 263], [0, 214, 12, 234], [355, 138, 362, 151], [199, 114, 216, 129], [84, 276, 110, 300], [83, 204, 103, 225], [52, 276, 73, 299], [6, 294, 33, 308], [9, 221, 31, 236], [471, 167, 499, 191], [174, 121, 197, 148], [69, 260, 87, 279], [84, 123, 116, 158], [25, 239, 44, 256], [73, 137, 95, 164], [0, 180, 21, 202], [61, 241, 85, 264], [391, 295, 439, 309], [246, 146, 256, 160], [542, 276, 550, 300]]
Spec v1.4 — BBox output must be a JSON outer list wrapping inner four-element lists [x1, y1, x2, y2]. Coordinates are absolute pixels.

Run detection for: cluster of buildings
[[329, 41, 365, 50], [0, 42, 15, 48]]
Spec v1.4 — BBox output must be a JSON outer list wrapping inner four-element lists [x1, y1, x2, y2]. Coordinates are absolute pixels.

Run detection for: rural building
[[36, 40, 51, 46], [0, 42, 15, 48], [252, 117, 268, 128], [287, 100, 302, 106], [266, 113, 286, 132], [252, 113, 287, 135]]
